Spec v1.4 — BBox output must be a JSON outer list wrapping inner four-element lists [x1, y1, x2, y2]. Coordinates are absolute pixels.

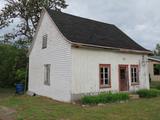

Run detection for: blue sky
[[1, 0, 160, 50]]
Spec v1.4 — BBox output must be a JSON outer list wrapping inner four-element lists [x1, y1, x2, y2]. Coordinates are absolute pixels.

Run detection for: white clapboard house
[[28, 8, 152, 102]]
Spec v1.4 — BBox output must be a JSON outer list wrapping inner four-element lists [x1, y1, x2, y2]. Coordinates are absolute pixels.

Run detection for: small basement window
[[154, 64, 160, 75], [131, 65, 139, 85], [44, 64, 51, 85], [42, 34, 48, 49], [99, 64, 111, 88]]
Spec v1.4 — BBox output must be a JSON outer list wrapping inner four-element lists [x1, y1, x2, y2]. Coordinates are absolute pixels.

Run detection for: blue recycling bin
[[16, 83, 24, 94]]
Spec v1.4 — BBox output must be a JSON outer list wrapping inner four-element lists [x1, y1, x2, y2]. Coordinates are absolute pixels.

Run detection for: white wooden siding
[[71, 47, 149, 94], [29, 11, 72, 102]]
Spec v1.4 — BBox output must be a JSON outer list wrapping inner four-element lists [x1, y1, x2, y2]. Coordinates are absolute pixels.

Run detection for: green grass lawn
[[0, 91, 160, 120]]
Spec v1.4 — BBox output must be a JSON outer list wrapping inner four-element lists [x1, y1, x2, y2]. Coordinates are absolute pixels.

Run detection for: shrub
[[81, 92, 129, 105], [137, 89, 160, 98], [150, 81, 160, 89], [155, 85, 160, 90], [15, 68, 26, 84], [0, 44, 28, 87]]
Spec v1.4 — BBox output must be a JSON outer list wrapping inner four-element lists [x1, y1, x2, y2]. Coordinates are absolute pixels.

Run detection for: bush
[[137, 89, 160, 98], [15, 68, 26, 84], [81, 92, 129, 105], [155, 85, 160, 90], [0, 44, 28, 87], [150, 81, 160, 89]]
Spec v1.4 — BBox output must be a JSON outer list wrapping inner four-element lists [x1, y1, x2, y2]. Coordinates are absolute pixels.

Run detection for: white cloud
[[0, 0, 5, 9]]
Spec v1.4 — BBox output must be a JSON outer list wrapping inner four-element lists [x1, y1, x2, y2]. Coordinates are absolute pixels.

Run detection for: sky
[[0, 0, 160, 50]]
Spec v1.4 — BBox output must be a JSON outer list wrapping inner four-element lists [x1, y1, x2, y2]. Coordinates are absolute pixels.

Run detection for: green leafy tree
[[0, 43, 28, 87], [0, 0, 68, 42], [154, 43, 160, 56]]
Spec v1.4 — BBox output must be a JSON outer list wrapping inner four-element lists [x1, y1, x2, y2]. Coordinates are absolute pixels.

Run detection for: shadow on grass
[[0, 88, 15, 99]]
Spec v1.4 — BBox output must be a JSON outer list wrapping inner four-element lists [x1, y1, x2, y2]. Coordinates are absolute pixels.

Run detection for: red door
[[119, 65, 129, 91]]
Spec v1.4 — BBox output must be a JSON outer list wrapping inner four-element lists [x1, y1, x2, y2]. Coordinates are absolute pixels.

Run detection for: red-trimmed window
[[99, 64, 111, 88], [131, 65, 139, 85]]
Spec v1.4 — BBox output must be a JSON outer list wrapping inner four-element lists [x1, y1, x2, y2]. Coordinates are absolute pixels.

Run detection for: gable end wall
[[29, 11, 72, 102]]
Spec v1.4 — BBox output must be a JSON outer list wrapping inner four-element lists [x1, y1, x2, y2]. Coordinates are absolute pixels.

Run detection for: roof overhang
[[71, 42, 153, 55], [148, 57, 160, 62]]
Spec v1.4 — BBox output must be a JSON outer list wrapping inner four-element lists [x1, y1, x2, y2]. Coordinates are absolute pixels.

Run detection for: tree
[[154, 43, 160, 56], [0, 0, 68, 42], [0, 43, 28, 87]]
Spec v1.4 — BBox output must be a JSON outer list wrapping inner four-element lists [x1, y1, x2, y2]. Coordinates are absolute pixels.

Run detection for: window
[[42, 34, 48, 49], [131, 65, 139, 85], [99, 64, 111, 88], [44, 64, 51, 85], [154, 64, 160, 75]]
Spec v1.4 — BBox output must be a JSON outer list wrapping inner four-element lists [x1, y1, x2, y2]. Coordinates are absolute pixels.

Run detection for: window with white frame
[[131, 65, 139, 84], [99, 64, 111, 88], [42, 34, 48, 49], [44, 64, 51, 85]]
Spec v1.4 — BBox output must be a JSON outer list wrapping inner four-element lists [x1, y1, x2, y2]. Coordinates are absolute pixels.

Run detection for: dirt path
[[0, 106, 16, 120], [0, 88, 16, 120]]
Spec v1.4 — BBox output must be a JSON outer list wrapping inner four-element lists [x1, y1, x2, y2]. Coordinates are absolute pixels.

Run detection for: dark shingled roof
[[47, 9, 149, 52]]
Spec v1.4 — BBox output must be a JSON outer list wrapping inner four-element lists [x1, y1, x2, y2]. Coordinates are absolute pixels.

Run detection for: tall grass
[[137, 89, 160, 98], [81, 92, 129, 105]]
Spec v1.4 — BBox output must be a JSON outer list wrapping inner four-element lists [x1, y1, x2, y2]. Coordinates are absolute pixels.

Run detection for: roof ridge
[[47, 9, 114, 26]]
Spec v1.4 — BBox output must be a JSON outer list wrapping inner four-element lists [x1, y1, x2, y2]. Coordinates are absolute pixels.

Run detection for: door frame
[[118, 64, 129, 91]]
